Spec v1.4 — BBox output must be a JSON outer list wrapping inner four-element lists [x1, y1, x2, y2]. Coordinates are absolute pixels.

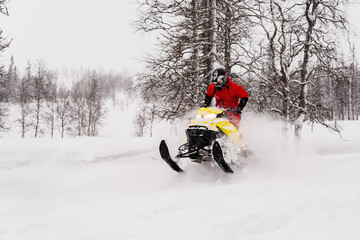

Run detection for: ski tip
[[212, 141, 234, 174], [159, 140, 184, 173]]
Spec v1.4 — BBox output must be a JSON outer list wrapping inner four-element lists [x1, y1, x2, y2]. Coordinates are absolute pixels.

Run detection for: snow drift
[[1, 103, 360, 240]]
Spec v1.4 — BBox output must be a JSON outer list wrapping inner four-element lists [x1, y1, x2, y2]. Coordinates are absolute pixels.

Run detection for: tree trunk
[[208, 0, 217, 81], [21, 111, 25, 138], [224, 3, 231, 73], [34, 98, 41, 138], [61, 119, 65, 138], [191, 0, 201, 103], [349, 45, 355, 120], [295, 0, 316, 140], [51, 121, 54, 138]]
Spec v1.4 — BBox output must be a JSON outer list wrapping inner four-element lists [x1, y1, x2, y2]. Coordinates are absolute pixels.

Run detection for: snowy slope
[[1, 103, 360, 240]]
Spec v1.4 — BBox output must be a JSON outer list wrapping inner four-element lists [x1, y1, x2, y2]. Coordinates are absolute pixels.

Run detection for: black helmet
[[211, 68, 228, 90]]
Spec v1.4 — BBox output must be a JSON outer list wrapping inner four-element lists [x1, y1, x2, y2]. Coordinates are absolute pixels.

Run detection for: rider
[[202, 68, 248, 128]]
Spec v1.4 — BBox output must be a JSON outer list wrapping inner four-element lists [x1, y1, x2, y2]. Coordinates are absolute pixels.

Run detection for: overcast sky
[[0, 0, 154, 75], [1, 0, 360, 77]]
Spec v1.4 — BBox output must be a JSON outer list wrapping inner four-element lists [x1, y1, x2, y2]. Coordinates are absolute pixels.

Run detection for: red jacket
[[206, 77, 248, 109]]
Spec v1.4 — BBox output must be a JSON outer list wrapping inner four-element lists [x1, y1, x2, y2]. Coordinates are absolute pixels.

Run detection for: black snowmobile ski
[[159, 140, 184, 173], [212, 141, 234, 173]]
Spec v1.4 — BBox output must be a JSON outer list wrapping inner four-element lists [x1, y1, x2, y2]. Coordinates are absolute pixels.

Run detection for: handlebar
[[215, 100, 237, 113]]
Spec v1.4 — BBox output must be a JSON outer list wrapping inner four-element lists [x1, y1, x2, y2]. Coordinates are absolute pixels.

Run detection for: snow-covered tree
[[0, 0, 10, 132], [56, 86, 72, 138], [6, 56, 18, 102], [135, 0, 220, 120], [85, 72, 105, 136], [135, 0, 254, 120], [44, 76, 57, 138], [16, 62, 33, 138], [245, 0, 349, 138], [0, 67, 8, 131], [71, 81, 87, 137], [133, 104, 147, 137], [32, 60, 54, 138]]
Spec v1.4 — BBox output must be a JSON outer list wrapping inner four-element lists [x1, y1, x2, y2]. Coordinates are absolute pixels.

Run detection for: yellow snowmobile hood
[[188, 107, 241, 143]]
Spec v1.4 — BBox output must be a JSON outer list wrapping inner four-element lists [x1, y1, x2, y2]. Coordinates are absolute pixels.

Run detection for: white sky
[[0, 0, 154, 75], [1, 0, 360, 76]]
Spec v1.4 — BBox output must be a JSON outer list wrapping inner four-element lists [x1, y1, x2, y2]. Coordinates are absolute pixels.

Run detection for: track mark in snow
[[93, 147, 155, 162], [62, 147, 157, 165]]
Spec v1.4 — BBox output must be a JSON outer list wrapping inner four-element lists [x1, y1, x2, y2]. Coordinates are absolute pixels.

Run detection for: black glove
[[234, 97, 248, 114], [202, 94, 212, 108]]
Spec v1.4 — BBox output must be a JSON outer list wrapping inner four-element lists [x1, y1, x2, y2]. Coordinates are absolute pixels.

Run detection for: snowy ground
[[1, 102, 360, 240]]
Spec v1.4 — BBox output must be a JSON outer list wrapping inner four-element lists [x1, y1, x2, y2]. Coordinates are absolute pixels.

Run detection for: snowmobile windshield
[[196, 107, 223, 119], [204, 113, 217, 119], [196, 113, 217, 119]]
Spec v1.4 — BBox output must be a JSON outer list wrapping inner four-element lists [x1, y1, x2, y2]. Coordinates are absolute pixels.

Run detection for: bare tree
[[0, 69, 8, 131], [294, 0, 349, 138], [0, 0, 8, 15], [352, 52, 360, 120], [44, 77, 57, 138], [56, 87, 72, 138], [32, 60, 52, 138], [247, 0, 298, 117], [85, 73, 105, 136], [133, 104, 147, 137], [245, 0, 349, 139], [147, 102, 156, 137], [329, 53, 360, 122], [69, 72, 105, 137], [16, 62, 33, 138], [71, 81, 87, 137], [135, 0, 221, 120], [348, 44, 356, 120], [0, 0, 10, 132], [217, 1, 252, 75], [6, 56, 18, 102]]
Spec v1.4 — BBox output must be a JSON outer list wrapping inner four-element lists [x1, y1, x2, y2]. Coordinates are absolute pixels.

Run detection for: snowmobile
[[159, 106, 252, 173]]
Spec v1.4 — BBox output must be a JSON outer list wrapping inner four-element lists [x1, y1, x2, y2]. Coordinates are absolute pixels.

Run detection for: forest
[[134, 0, 360, 138], [1, 0, 360, 139]]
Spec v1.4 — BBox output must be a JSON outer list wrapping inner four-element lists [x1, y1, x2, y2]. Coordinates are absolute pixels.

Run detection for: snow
[[1, 101, 360, 240]]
